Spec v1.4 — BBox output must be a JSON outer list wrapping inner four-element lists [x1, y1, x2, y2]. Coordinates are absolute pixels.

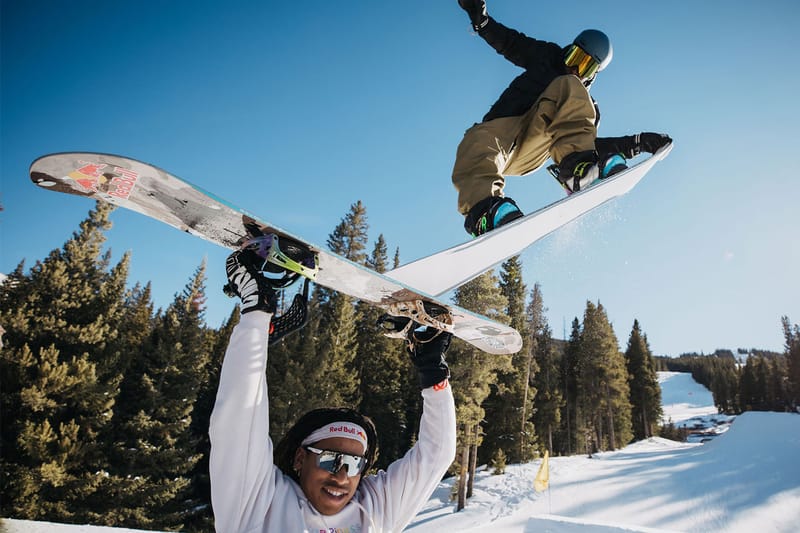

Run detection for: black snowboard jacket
[[475, 17, 634, 156], [476, 17, 569, 123]]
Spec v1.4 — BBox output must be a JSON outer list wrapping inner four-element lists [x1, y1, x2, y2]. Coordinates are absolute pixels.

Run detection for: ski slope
[[4, 372, 799, 532], [405, 372, 799, 532], [659, 371, 718, 422], [407, 410, 799, 532]]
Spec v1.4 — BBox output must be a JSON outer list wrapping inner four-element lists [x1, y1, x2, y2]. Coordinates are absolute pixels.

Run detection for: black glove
[[636, 132, 672, 154], [223, 248, 278, 314], [596, 132, 672, 159], [458, 0, 488, 31], [408, 327, 452, 389], [377, 315, 452, 389]]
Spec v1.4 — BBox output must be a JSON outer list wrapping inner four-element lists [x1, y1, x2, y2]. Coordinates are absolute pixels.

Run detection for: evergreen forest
[[2, 201, 798, 530]]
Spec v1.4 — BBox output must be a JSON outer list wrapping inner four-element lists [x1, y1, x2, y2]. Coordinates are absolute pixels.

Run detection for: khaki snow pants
[[452, 74, 597, 214]]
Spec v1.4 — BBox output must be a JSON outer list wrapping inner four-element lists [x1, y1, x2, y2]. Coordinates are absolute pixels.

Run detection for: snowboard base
[[30, 153, 522, 355]]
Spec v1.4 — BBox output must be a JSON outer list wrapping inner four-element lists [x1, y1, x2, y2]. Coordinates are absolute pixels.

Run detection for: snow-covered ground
[[407, 411, 799, 532], [405, 372, 798, 532], [4, 372, 799, 532]]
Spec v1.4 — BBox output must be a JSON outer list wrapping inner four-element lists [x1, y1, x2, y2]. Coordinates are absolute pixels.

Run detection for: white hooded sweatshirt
[[209, 311, 457, 532]]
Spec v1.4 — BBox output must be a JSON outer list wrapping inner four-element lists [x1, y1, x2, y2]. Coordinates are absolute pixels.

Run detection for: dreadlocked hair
[[274, 407, 379, 483]]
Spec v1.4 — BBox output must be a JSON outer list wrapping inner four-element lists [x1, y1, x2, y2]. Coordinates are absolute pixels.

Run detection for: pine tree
[[0, 202, 129, 523], [767, 356, 787, 411], [111, 262, 210, 530], [480, 258, 536, 465], [96, 282, 156, 526], [711, 356, 741, 413], [739, 354, 777, 412], [754, 356, 770, 410], [325, 200, 368, 265], [114, 283, 155, 377], [489, 447, 507, 474], [559, 317, 583, 455], [738, 356, 758, 411], [531, 322, 562, 454], [448, 271, 511, 510], [783, 316, 800, 411], [577, 302, 633, 451], [625, 320, 662, 440]]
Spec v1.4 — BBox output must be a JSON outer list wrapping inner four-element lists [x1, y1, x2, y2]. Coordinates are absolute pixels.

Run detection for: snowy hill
[[4, 372, 799, 532], [407, 411, 799, 532], [404, 372, 799, 532]]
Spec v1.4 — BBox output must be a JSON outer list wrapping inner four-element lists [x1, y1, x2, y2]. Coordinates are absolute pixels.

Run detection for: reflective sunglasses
[[564, 44, 601, 81], [304, 446, 367, 477]]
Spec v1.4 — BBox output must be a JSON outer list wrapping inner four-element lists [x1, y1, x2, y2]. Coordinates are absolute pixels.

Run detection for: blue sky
[[2, 1, 798, 356]]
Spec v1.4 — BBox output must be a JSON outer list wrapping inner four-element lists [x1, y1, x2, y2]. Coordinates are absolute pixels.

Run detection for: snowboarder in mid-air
[[454, 0, 672, 236]]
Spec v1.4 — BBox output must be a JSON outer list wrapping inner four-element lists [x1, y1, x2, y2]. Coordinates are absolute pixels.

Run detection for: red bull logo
[[66, 161, 139, 200], [329, 425, 367, 442]]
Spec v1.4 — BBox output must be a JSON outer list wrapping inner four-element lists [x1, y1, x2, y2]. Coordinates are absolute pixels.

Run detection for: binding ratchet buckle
[[243, 233, 319, 288], [378, 300, 454, 337]]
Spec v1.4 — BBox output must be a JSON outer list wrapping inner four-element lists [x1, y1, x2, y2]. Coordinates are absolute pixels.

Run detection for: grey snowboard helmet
[[565, 29, 613, 83]]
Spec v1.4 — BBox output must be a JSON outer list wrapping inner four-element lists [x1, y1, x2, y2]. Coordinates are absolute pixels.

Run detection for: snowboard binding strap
[[241, 233, 319, 289], [381, 300, 454, 335], [377, 303, 453, 351]]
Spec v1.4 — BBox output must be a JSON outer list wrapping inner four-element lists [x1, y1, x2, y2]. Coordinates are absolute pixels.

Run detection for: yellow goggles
[[564, 45, 601, 81]]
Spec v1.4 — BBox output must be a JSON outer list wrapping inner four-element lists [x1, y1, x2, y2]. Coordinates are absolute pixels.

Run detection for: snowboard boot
[[464, 196, 524, 237], [554, 150, 628, 195]]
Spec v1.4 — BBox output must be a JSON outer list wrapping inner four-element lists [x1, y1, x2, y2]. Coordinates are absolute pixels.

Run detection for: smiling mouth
[[323, 486, 347, 498]]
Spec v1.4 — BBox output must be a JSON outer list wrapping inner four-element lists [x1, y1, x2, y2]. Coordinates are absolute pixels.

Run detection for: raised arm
[[209, 249, 280, 532], [209, 312, 273, 532], [458, 0, 555, 69], [358, 326, 458, 530]]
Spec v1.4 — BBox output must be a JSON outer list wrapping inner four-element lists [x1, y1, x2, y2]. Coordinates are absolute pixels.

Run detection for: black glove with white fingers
[[458, 0, 489, 31], [223, 248, 278, 314]]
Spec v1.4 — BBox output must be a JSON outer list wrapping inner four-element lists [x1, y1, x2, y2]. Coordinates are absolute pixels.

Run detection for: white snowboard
[[29, 152, 522, 355], [387, 143, 673, 296]]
